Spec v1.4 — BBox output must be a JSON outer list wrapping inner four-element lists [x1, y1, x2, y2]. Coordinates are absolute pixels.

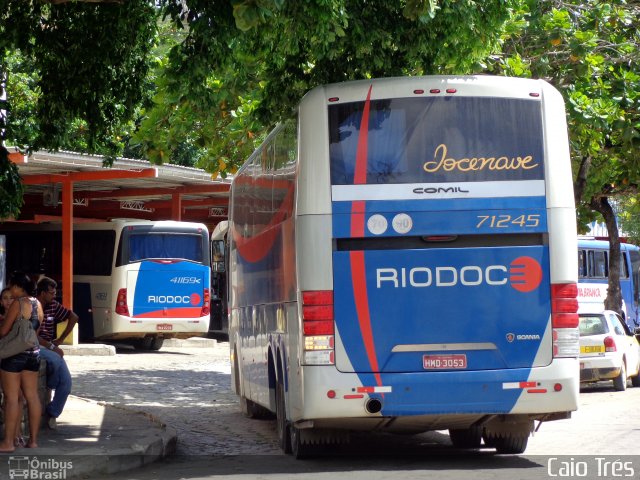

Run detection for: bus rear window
[[329, 96, 545, 185], [126, 233, 203, 263]]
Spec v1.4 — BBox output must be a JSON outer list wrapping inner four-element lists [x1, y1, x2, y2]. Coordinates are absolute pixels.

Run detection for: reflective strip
[[332, 180, 545, 201], [357, 386, 392, 393], [503, 381, 537, 390]]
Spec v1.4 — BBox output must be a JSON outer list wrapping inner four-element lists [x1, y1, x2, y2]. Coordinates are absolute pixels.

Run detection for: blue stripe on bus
[[332, 207, 548, 238], [332, 196, 547, 215], [333, 245, 551, 414], [132, 260, 210, 316]]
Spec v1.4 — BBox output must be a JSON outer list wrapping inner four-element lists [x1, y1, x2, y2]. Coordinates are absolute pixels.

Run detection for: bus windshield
[[329, 96, 545, 185], [126, 232, 204, 263]]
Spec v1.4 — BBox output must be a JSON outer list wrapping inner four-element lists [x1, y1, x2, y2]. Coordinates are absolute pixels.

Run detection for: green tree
[[0, 0, 158, 218], [1, 0, 521, 216], [492, 0, 640, 316], [137, 0, 521, 176]]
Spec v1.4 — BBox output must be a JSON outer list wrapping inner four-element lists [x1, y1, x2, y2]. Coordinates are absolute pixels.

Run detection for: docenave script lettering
[[423, 144, 539, 173]]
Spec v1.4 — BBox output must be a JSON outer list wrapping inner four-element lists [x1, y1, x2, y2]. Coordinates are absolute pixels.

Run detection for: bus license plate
[[157, 324, 173, 331], [423, 354, 467, 370]]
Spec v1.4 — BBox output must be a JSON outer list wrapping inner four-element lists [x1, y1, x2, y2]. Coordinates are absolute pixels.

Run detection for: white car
[[579, 311, 640, 391]]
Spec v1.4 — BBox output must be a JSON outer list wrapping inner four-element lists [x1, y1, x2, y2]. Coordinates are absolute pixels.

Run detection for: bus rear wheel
[[449, 427, 482, 449], [276, 378, 291, 454], [290, 425, 314, 459], [150, 337, 164, 351], [493, 434, 529, 454]]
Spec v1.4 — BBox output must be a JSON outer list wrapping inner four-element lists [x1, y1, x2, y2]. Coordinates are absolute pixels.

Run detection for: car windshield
[[579, 316, 609, 337]]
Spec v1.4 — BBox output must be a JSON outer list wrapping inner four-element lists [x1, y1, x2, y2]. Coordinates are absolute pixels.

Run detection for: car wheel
[[613, 361, 628, 391]]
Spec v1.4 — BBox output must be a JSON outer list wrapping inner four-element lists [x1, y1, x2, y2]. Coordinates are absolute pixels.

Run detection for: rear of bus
[[109, 221, 211, 341], [296, 76, 579, 440]]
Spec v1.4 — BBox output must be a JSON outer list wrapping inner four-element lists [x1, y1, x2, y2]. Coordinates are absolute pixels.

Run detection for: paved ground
[[64, 341, 281, 456], [63, 339, 640, 461]]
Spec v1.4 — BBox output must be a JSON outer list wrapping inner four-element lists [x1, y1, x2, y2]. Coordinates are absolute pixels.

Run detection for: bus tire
[[482, 431, 497, 448], [449, 427, 482, 449], [276, 378, 291, 454], [494, 434, 529, 454], [290, 425, 314, 459], [150, 337, 164, 351], [613, 361, 628, 391], [133, 337, 154, 350]]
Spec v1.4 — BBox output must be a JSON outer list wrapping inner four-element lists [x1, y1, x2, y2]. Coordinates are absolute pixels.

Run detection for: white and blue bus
[[1, 220, 211, 350], [228, 76, 579, 457], [578, 237, 640, 329]]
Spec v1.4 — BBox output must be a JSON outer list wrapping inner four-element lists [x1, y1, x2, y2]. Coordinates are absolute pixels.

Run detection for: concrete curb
[[60, 343, 116, 356], [27, 396, 178, 479], [163, 337, 218, 348]]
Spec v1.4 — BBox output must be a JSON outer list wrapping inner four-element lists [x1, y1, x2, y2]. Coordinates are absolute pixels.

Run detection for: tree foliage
[[491, 0, 640, 314], [138, 0, 520, 175]]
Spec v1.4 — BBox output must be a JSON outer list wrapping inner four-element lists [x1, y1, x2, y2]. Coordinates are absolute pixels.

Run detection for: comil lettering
[[148, 295, 191, 304], [423, 144, 539, 173], [376, 266, 508, 288]]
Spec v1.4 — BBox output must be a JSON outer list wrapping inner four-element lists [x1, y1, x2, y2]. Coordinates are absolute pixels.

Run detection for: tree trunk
[[590, 196, 623, 315], [574, 155, 592, 206]]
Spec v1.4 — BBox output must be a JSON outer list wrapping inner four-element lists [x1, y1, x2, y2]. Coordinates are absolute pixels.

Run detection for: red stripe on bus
[[350, 250, 382, 387], [132, 307, 203, 318], [348, 85, 381, 387], [232, 184, 294, 263], [353, 84, 373, 185]]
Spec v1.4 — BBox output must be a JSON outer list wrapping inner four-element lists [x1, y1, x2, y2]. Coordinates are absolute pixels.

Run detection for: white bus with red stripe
[[228, 75, 579, 457]]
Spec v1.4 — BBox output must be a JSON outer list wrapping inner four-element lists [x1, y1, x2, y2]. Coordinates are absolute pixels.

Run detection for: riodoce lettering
[[423, 144, 539, 173]]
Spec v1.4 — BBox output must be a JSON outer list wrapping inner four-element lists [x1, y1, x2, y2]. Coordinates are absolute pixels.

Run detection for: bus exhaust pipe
[[365, 398, 382, 414]]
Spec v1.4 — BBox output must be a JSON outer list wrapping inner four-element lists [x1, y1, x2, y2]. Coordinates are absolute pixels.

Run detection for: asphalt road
[[65, 342, 640, 480]]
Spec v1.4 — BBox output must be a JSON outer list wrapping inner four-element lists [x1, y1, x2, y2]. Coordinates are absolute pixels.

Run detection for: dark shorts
[[1, 350, 41, 373]]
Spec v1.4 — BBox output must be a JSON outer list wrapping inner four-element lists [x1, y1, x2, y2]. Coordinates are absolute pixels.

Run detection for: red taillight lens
[[551, 283, 579, 327], [552, 313, 579, 328], [115, 288, 129, 316], [552, 283, 578, 298], [552, 298, 579, 313], [302, 290, 334, 365], [604, 336, 617, 352], [551, 283, 579, 357], [303, 320, 334, 335], [303, 305, 333, 321], [302, 290, 333, 306], [201, 288, 211, 316]]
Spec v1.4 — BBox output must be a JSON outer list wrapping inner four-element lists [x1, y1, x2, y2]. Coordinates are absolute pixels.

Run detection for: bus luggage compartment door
[[332, 245, 552, 373]]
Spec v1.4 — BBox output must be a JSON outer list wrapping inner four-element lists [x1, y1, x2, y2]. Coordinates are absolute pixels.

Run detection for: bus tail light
[[115, 288, 130, 316], [551, 283, 579, 358], [201, 288, 211, 316], [302, 290, 334, 365], [604, 336, 617, 352]]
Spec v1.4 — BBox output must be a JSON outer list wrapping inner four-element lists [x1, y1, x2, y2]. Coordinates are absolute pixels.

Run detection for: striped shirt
[[41, 300, 71, 342]]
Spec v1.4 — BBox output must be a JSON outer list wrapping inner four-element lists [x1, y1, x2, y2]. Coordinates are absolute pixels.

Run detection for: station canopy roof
[[7, 149, 231, 228]]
